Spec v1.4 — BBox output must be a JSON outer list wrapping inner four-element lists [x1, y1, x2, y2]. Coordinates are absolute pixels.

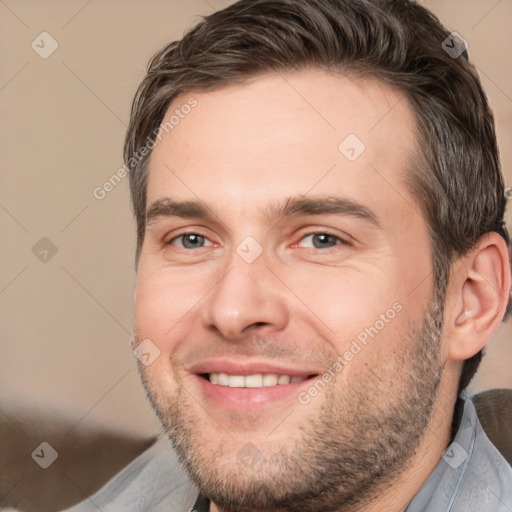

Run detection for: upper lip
[[188, 359, 321, 377]]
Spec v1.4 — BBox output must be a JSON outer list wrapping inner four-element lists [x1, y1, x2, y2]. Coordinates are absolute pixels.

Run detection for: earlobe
[[446, 233, 511, 361]]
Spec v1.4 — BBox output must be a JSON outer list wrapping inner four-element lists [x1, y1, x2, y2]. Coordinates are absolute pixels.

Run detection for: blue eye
[[171, 233, 211, 249], [298, 233, 343, 249]]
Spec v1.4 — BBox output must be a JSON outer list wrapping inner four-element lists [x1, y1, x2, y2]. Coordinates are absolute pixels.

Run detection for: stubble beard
[[137, 298, 445, 512]]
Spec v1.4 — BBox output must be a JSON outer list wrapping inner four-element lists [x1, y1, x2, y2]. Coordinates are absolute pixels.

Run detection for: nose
[[201, 254, 289, 340]]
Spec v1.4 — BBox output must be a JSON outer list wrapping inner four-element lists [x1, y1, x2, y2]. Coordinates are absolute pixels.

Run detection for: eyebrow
[[146, 199, 211, 226], [269, 196, 381, 227], [146, 195, 381, 228]]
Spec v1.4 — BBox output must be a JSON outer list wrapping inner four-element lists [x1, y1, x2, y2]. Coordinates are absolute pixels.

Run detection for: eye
[[297, 233, 346, 249], [169, 233, 213, 249]]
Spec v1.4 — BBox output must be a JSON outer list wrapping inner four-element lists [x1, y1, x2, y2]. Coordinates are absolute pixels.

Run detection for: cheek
[[283, 265, 400, 340], [291, 270, 412, 376], [134, 264, 207, 349]]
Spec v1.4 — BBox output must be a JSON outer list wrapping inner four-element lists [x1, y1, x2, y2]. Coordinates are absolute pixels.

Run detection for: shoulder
[[59, 436, 198, 512], [407, 395, 512, 512], [444, 396, 512, 511], [472, 388, 512, 465]]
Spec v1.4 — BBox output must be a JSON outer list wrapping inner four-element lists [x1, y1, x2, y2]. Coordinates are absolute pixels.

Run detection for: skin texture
[[133, 69, 510, 512]]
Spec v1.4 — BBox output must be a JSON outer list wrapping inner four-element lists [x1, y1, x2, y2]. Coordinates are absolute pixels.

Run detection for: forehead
[[147, 69, 421, 225]]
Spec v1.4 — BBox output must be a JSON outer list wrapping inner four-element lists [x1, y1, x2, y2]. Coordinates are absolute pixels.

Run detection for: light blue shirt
[[59, 398, 512, 512], [405, 398, 512, 512]]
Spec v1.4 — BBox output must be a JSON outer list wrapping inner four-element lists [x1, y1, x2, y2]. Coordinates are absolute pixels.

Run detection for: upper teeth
[[209, 373, 308, 387]]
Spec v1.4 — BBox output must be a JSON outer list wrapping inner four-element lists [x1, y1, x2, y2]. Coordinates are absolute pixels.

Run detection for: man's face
[[134, 70, 444, 511]]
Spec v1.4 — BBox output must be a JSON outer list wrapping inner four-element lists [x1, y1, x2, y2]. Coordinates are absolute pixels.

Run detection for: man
[[63, 0, 512, 511]]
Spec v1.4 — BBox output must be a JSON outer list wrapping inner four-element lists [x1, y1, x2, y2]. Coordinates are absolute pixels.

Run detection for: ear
[[444, 232, 511, 361]]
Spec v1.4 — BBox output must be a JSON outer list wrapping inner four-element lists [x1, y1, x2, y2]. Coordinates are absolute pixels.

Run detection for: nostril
[[250, 322, 268, 329]]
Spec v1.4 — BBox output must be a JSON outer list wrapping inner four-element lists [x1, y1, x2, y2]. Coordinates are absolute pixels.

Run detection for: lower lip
[[193, 375, 316, 410]]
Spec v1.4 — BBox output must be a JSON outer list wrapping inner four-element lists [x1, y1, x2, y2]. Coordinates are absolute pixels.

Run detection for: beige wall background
[[0, 0, 511, 509]]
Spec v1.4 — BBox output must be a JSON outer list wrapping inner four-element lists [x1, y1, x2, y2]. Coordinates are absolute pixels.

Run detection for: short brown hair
[[124, 0, 510, 392]]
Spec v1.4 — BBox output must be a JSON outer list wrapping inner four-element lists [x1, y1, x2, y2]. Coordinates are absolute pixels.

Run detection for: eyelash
[[167, 231, 213, 248], [295, 231, 350, 249], [167, 230, 351, 250]]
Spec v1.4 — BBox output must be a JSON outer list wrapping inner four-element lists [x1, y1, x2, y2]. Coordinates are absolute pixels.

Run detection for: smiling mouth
[[200, 372, 318, 388]]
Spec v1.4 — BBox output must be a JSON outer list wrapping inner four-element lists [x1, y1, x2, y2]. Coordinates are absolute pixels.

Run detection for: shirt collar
[[405, 395, 512, 511], [191, 491, 210, 512]]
